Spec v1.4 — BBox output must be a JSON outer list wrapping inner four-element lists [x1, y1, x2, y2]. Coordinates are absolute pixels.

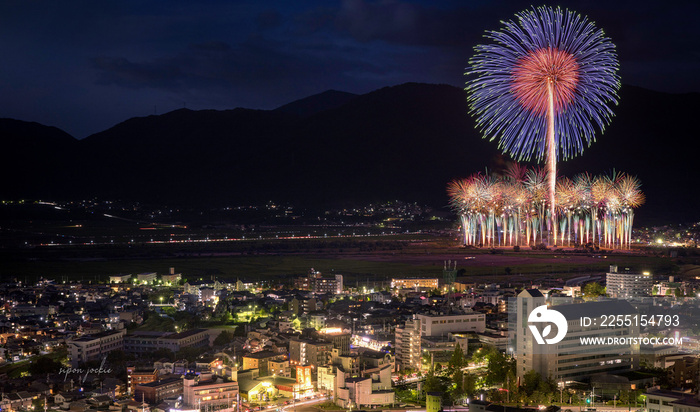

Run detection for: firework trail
[[448, 165, 642, 250]]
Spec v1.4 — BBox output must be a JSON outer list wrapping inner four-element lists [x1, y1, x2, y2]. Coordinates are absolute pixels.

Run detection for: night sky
[[1, 0, 698, 139]]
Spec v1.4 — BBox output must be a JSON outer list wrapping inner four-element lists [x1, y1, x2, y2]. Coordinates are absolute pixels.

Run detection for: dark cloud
[[335, 0, 483, 48], [257, 10, 283, 29], [91, 36, 388, 111], [0, 0, 698, 138]]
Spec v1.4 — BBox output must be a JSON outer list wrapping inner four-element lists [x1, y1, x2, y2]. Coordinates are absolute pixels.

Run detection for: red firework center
[[511, 47, 579, 116]]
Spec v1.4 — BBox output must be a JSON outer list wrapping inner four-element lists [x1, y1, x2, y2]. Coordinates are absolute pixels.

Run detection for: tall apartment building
[[313, 274, 344, 294], [290, 297, 318, 316], [67, 330, 125, 367], [515, 290, 640, 383], [289, 338, 333, 370], [415, 311, 485, 336], [606, 265, 652, 298], [394, 318, 421, 371], [318, 330, 351, 355]]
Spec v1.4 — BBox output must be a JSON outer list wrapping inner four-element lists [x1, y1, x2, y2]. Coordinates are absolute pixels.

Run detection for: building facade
[[289, 338, 333, 370], [183, 373, 239, 411], [134, 377, 183, 404], [394, 318, 421, 371], [606, 265, 652, 298], [415, 311, 485, 336], [124, 328, 209, 354], [67, 330, 125, 367], [391, 278, 439, 290], [516, 291, 640, 383]]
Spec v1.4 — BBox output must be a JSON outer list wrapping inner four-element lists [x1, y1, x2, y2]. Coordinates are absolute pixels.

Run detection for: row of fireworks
[[447, 165, 644, 249]]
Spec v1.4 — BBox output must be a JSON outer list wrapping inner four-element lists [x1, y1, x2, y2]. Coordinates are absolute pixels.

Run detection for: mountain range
[[0, 83, 697, 225]]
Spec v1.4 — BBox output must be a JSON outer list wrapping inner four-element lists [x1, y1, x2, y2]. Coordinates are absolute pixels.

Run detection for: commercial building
[[415, 311, 485, 336], [515, 290, 640, 383], [606, 265, 652, 298], [183, 372, 239, 411], [335, 367, 394, 408], [391, 278, 439, 290], [67, 330, 125, 367], [124, 328, 209, 354], [136, 272, 157, 284], [134, 377, 183, 404], [646, 389, 692, 412], [109, 274, 132, 284]]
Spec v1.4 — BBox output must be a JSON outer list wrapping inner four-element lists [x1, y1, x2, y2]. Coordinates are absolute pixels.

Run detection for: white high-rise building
[[606, 265, 652, 298], [394, 319, 421, 370], [516, 290, 640, 383]]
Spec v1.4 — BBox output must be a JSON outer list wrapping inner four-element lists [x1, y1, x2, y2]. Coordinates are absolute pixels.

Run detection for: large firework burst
[[466, 6, 620, 244]]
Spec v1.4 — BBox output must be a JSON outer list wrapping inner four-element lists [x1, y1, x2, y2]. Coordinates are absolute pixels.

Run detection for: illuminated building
[[124, 329, 209, 354], [335, 366, 394, 408], [394, 318, 421, 371], [109, 274, 132, 283], [415, 311, 485, 336], [318, 328, 351, 355], [183, 372, 238, 410], [241, 351, 286, 377], [137, 272, 157, 284], [606, 265, 652, 298], [390, 278, 439, 290], [67, 329, 125, 367], [516, 290, 639, 383], [134, 377, 183, 404], [126, 367, 158, 395], [289, 338, 333, 370]]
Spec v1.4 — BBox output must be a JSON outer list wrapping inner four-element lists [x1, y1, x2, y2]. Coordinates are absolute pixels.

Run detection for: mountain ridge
[[0, 83, 697, 225]]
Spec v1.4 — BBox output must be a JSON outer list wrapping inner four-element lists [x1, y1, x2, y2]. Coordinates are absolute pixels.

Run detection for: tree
[[451, 369, 465, 401], [28, 356, 62, 376], [449, 343, 466, 370], [152, 348, 175, 361], [463, 373, 477, 397], [32, 397, 45, 411], [214, 330, 234, 347], [522, 370, 543, 395], [176, 346, 202, 362], [106, 349, 131, 365], [484, 350, 514, 386], [583, 282, 606, 300], [424, 369, 446, 394]]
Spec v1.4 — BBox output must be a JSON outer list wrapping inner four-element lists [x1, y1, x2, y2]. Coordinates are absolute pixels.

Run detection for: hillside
[[0, 83, 697, 225]]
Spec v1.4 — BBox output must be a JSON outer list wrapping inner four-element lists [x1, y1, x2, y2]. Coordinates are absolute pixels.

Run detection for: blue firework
[[465, 6, 621, 162]]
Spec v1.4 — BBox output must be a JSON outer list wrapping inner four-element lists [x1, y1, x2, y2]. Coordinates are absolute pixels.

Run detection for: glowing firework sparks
[[466, 6, 620, 245], [447, 165, 642, 250]]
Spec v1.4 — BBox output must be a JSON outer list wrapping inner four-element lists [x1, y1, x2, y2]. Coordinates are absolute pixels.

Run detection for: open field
[[0, 235, 681, 285]]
